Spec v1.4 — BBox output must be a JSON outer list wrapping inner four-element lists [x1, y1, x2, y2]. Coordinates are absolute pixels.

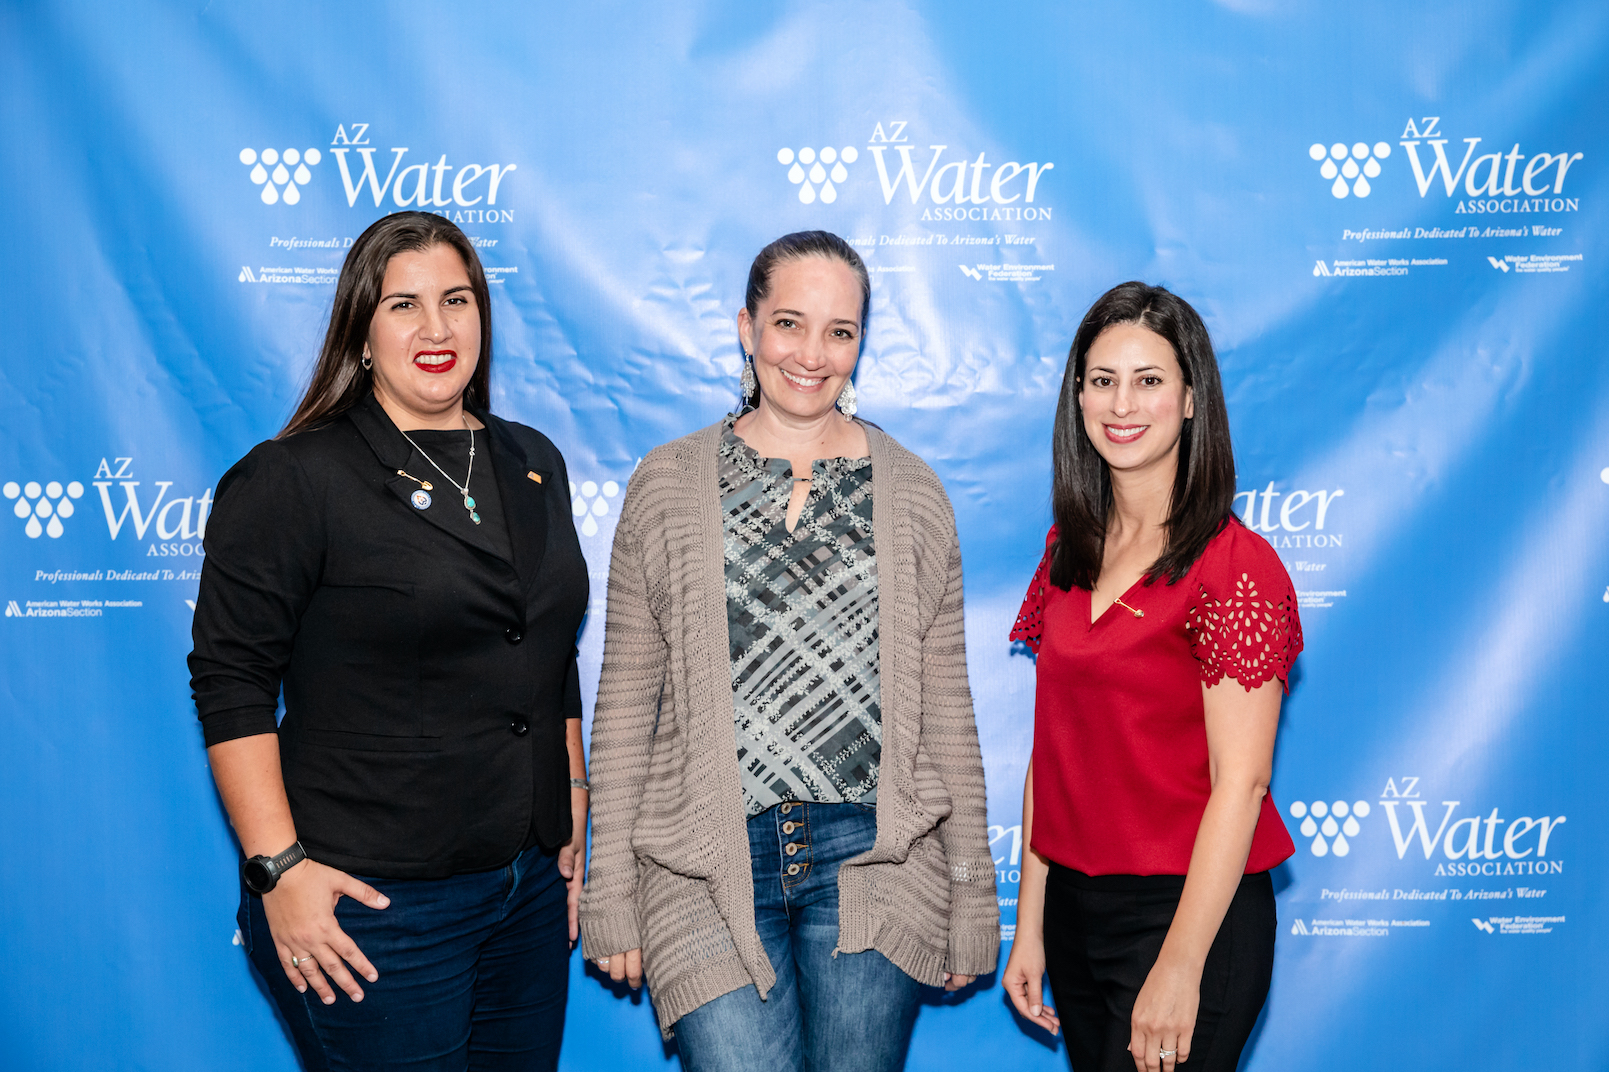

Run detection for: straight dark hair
[[1049, 281, 1237, 591], [741, 230, 870, 408], [278, 212, 493, 438]]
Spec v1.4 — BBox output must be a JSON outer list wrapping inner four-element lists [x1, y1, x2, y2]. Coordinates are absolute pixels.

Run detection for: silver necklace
[[397, 416, 480, 524]]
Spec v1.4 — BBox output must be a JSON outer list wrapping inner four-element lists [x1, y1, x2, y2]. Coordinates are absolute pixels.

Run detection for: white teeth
[[1108, 426, 1145, 439], [415, 354, 451, 365], [781, 370, 824, 387]]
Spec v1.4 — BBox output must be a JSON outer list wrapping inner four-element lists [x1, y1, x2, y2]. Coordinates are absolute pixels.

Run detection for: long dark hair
[[741, 230, 870, 408], [1049, 281, 1236, 590], [278, 212, 493, 438]]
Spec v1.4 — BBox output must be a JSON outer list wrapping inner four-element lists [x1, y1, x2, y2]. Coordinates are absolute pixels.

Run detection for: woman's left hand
[[1129, 955, 1199, 1072], [557, 786, 588, 947], [942, 973, 975, 992]]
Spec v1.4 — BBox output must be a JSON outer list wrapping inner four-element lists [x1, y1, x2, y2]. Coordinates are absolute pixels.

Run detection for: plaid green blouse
[[718, 416, 881, 818]]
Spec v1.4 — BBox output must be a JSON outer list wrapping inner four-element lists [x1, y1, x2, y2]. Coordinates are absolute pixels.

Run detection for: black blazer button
[[510, 719, 530, 737], [505, 628, 523, 644]]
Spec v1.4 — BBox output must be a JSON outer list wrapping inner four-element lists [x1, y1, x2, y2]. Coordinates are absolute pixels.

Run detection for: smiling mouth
[[414, 350, 457, 374], [1104, 424, 1148, 443], [781, 369, 826, 389]]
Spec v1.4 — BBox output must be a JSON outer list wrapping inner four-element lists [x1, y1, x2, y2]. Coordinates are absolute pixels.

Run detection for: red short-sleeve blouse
[[1011, 520, 1301, 876]]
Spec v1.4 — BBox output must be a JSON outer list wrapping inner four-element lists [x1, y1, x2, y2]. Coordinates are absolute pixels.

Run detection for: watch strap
[[267, 840, 307, 876]]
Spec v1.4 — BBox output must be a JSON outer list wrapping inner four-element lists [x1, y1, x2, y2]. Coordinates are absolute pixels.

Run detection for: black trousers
[[1042, 865, 1276, 1072]]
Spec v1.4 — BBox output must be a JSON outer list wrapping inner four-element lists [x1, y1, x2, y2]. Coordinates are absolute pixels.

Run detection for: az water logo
[[570, 478, 620, 538], [1308, 141, 1392, 198], [1288, 798, 1371, 856], [4, 480, 86, 539], [239, 147, 323, 205], [776, 146, 860, 204]]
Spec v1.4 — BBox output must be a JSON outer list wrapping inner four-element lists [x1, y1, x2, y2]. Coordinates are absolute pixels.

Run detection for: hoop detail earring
[[739, 354, 757, 403], [361, 351, 373, 371], [836, 379, 857, 418]]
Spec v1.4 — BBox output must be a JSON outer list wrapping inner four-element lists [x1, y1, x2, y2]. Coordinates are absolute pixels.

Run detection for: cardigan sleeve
[[921, 513, 1001, 977], [188, 441, 326, 746], [578, 472, 669, 960]]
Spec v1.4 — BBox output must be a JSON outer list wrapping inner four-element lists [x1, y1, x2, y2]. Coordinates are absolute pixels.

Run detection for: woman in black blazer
[[190, 212, 588, 1071]]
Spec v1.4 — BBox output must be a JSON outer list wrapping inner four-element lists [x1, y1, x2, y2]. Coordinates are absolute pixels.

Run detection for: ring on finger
[[1160, 1049, 1177, 1059], [291, 954, 313, 968]]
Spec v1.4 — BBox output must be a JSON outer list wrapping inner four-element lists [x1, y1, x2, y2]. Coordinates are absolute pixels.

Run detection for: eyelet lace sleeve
[[1009, 527, 1058, 654], [1186, 566, 1303, 692]]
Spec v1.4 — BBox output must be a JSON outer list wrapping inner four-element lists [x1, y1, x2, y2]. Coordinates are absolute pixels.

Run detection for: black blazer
[[189, 394, 589, 879]]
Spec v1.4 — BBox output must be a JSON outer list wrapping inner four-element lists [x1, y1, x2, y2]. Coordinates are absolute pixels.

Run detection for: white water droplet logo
[[241, 146, 321, 207], [4, 479, 84, 539], [778, 145, 858, 206], [1309, 140, 1389, 198], [1289, 798, 1371, 856], [570, 478, 621, 538]]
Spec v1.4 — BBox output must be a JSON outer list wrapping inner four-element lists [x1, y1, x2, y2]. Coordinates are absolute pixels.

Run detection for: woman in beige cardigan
[[580, 231, 998, 1071]]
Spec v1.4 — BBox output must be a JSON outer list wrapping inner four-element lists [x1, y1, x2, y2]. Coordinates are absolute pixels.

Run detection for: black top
[[188, 394, 589, 879], [399, 427, 514, 564]]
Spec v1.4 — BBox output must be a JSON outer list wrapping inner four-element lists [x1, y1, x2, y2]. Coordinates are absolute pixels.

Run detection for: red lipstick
[[414, 350, 457, 375]]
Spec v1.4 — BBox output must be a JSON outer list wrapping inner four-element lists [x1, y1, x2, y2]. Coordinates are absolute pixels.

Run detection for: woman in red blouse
[[1001, 282, 1301, 1072]]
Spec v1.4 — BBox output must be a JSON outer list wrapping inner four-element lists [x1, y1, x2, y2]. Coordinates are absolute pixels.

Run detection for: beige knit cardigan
[[579, 418, 999, 1035]]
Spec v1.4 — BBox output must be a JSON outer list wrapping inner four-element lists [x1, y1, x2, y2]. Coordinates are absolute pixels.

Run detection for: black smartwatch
[[242, 841, 307, 895]]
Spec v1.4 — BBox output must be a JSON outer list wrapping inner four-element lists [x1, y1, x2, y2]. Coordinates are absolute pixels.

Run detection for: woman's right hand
[[263, 858, 390, 1004], [594, 948, 643, 989], [1003, 932, 1060, 1035]]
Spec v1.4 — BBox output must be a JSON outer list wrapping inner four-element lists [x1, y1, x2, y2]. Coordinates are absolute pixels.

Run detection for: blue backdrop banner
[[1, 2, 1605, 1069]]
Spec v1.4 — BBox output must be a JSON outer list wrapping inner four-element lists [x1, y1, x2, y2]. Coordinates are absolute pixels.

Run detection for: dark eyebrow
[[380, 284, 473, 302], [772, 308, 858, 329]]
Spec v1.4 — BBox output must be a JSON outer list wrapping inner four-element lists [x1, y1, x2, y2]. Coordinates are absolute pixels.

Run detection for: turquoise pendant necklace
[[398, 416, 481, 524]]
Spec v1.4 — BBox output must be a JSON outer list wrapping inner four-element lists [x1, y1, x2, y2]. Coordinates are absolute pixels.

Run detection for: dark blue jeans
[[674, 802, 921, 1072], [239, 842, 569, 1072]]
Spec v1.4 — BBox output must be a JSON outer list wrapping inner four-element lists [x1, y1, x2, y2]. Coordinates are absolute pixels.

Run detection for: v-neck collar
[[1086, 574, 1151, 629]]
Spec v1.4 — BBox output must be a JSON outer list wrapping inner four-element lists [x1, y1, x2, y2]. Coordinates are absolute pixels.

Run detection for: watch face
[[243, 857, 275, 893]]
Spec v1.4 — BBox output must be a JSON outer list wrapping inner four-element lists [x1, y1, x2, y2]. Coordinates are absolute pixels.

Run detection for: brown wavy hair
[[278, 212, 492, 438]]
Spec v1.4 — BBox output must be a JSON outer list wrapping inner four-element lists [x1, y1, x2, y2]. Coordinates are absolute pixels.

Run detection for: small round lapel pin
[[410, 489, 432, 510]]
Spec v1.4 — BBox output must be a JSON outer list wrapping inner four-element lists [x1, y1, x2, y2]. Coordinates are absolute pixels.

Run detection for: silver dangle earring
[[836, 378, 858, 418], [361, 349, 373, 371], [739, 354, 757, 403]]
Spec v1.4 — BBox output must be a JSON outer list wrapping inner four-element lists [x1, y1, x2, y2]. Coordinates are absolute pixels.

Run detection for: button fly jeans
[[239, 842, 569, 1071], [673, 802, 921, 1072]]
